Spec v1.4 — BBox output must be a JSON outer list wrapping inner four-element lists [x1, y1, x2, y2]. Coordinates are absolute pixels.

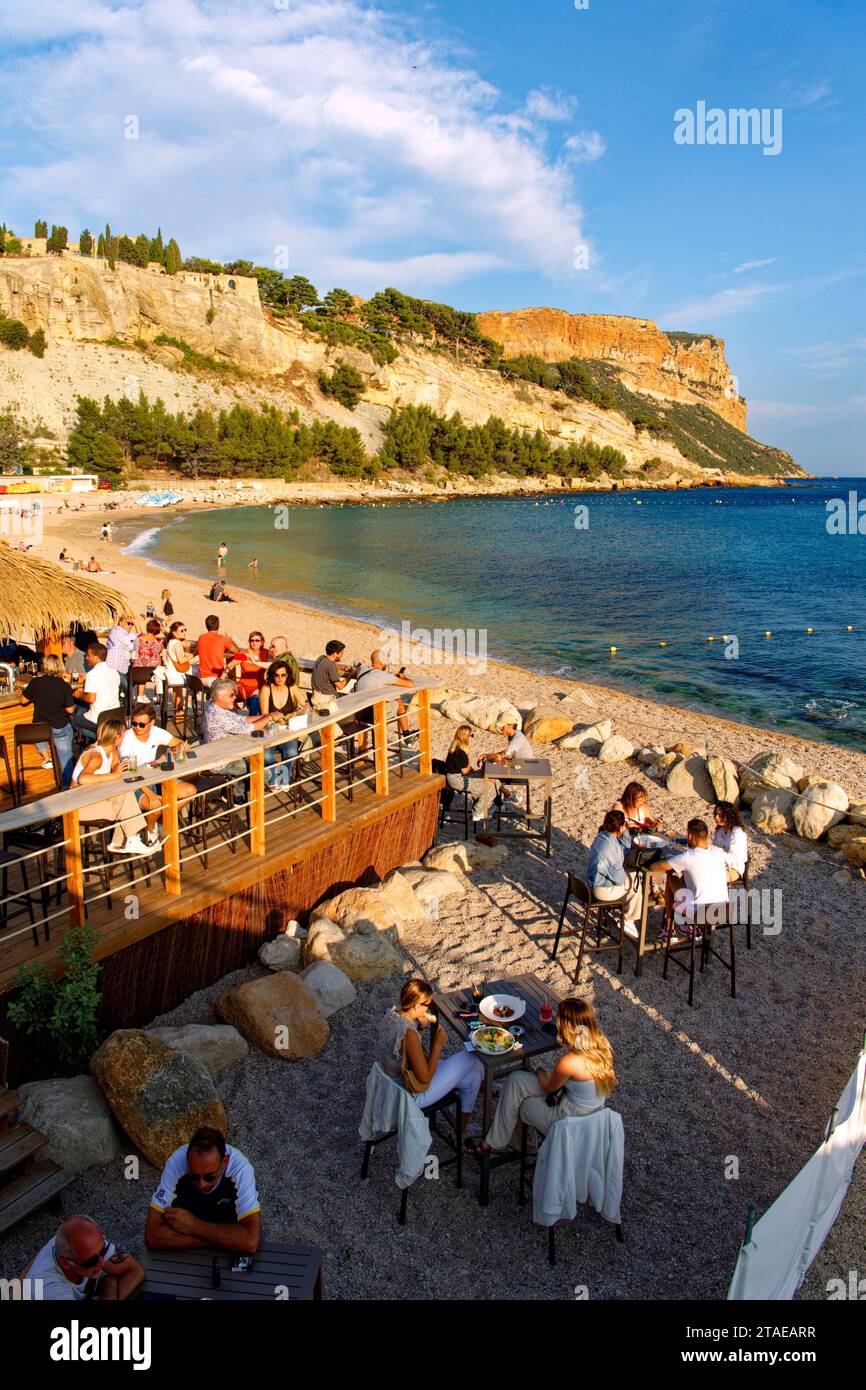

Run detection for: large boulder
[[90, 1031, 227, 1169], [792, 781, 848, 840], [316, 870, 425, 942], [215, 972, 329, 1060], [423, 840, 509, 873], [522, 704, 573, 743], [707, 753, 740, 804], [258, 934, 302, 972], [19, 1075, 121, 1172], [304, 918, 404, 981], [842, 837, 866, 868], [556, 720, 612, 752], [398, 866, 468, 908], [827, 823, 866, 850], [750, 788, 796, 834], [598, 735, 635, 764], [666, 754, 715, 802], [741, 752, 804, 792], [297, 961, 357, 1018], [438, 694, 521, 732], [145, 1024, 249, 1080], [846, 802, 866, 827]]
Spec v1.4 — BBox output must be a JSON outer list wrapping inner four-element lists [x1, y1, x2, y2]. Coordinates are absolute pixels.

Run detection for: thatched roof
[[0, 543, 129, 639]]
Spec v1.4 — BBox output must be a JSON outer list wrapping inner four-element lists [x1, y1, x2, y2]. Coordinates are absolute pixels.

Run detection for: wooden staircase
[[0, 1040, 74, 1238]]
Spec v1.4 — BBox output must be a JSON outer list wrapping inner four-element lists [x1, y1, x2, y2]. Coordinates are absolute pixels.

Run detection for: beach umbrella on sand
[[0, 542, 128, 641]]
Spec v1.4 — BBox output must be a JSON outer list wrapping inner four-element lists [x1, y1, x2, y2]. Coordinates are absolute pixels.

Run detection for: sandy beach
[[3, 493, 865, 1301]]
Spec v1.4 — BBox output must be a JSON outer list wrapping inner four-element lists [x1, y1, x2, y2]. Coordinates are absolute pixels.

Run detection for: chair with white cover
[[518, 1109, 625, 1265], [358, 1062, 463, 1224]]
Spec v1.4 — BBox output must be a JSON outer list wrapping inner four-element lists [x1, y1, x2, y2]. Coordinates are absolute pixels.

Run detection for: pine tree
[[97, 233, 106, 259], [34, 219, 48, 238], [79, 229, 94, 257], [164, 238, 182, 275], [46, 225, 68, 255]]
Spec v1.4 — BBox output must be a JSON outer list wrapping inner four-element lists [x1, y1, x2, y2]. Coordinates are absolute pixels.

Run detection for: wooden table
[[140, 1240, 323, 1300], [627, 834, 686, 975], [434, 972, 562, 1206], [482, 757, 553, 857]]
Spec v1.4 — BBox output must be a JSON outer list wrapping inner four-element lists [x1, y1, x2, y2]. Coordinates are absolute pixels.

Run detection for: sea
[[122, 478, 866, 750]]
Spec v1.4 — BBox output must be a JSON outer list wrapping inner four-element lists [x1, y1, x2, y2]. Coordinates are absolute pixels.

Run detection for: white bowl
[[479, 994, 525, 1024]]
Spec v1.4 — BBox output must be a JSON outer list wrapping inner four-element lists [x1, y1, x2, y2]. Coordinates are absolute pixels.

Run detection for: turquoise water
[[124, 481, 866, 748]]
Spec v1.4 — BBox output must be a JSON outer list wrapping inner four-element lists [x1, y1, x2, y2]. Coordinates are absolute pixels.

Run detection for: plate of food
[[472, 1026, 516, 1055], [479, 994, 526, 1024]]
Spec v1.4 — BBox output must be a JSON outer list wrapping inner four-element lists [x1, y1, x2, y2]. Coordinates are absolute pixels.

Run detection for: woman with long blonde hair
[[71, 718, 157, 857], [444, 723, 486, 823], [469, 998, 615, 1155]]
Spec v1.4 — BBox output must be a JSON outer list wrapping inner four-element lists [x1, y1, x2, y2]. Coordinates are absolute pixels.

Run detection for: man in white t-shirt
[[477, 719, 534, 815], [71, 642, 122, 733], [145, 1126, 261, 1253], [654, 817, 729, 935], [22, 1215, 144, 1300]]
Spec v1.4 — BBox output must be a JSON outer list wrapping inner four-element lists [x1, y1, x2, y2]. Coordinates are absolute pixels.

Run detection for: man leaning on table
[[145, 1126, 261, 1253]]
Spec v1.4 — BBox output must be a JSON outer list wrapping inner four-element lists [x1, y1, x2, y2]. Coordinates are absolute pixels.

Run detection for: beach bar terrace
[[0, 683, 442, 1081]]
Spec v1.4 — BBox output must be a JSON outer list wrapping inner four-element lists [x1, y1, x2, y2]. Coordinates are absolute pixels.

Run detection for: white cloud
[[663, 282, 782, 325], [786, 339, 866, 378], [733, 257, 781, 275], [0, 0, 590, 294], [564, 130, 606, 163]]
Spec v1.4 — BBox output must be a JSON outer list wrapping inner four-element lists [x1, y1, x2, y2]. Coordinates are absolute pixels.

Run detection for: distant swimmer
[[248, 558, 258, 572], [217, 542, 228, 567]]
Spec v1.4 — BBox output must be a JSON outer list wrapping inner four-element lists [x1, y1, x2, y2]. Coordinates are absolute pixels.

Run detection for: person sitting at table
[[310, 639, 355, 712], [153, 620, 191, 720], [60, 632, 87, 681], [267, 635, 301, 686], [585, 809, 643, 937], [378, 978, 485, 1136], [70, 642, 122, 738], [22, 1215, 144, 1301], [203, 677, 291, 790], [479, 718, 534, 807], [145, 1126, 261, 1254], [132, 618, 165, 700], [612, 780, 662, 833], [444, 724, 486, 822], [712, 801, 748, 884], [353, 649, 416, 751], [259, 659, 306, 769], [71, 718, 158, 857], [231, 630, 269, 713], [120, 703, 198, 848], [19, 654, 76, 785], [197, 615, 240, 690], [468, 998, 615, 1156], [652, 817, 730, 939]]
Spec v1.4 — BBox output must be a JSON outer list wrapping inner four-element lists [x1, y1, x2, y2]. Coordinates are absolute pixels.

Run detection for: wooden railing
[[0, 680, 437, 946]]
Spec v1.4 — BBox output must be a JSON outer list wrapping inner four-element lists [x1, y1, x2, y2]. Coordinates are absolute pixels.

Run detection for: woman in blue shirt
[[585, 809, 643, 934]]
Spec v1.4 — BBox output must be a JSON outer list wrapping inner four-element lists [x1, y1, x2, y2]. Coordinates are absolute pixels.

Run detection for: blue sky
[[2, 0, 864, 472]]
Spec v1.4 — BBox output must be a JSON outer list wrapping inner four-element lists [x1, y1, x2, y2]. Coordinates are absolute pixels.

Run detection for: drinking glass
[[176, 744, 186, 765], [540, 997, 553, 1024], [127, 753, 137, 774]]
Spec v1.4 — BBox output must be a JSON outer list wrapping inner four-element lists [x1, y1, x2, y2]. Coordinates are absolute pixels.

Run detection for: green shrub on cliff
[[317, 361, 366, 410]]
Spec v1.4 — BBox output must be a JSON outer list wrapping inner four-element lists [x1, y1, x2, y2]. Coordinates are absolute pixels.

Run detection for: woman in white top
[[154, 621, 190, 718], [71, 718, 156, 857], [470, 998, 615, 1156], [377, 978, 485, 1134], [712, 801, 748, 883], [120, 703, 198, 847]]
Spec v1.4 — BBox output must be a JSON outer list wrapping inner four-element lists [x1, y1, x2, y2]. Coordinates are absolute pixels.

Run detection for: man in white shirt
[[479, 719, 534, 814], [653, 818, 730, 936], [145, 1126, 261, 1253], [70, 642, 122, 735], [22, 1215, 144, 1300], [352, 649, 416, 751]]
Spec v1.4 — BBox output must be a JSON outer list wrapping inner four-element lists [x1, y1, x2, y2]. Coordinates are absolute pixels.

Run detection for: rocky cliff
[[476, 307, 746, 431], [0, 257, 794, 481]]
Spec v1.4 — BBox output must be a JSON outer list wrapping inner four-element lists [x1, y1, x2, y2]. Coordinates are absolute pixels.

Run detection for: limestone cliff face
[[476, 307, 747, 431]]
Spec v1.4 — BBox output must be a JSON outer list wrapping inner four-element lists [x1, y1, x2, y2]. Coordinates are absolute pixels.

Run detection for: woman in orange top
[[232, 631, 269, 710]]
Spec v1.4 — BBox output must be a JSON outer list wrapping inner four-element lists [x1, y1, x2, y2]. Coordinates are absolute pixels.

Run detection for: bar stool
[[0, 848, 41, 947], [14, 722, 61, 801], [0, 734, 17, 807], [181, 676, 205, 739], [552, 873, 629, 983]]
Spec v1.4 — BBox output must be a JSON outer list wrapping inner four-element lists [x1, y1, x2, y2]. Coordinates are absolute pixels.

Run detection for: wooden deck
[[0, 768, 441, 995]]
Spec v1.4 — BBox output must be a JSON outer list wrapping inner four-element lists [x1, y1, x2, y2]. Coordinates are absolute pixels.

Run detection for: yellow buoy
[[659, 641, 667, 647], [806, 627, 813, 634], [764, 630, 772, 637], [847, 625, 854, 631], [707, 636, 716, 642], [609, 646, 618, 654]]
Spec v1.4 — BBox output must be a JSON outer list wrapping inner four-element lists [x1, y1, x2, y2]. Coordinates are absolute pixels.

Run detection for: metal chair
[[552, 873, 629, 982], [181, 676, 206, 739], [662, 903, 736, 1007], [518, 1115, 624, 1266], [128, 665, 157, 711], [181, 772, 244, 868], [432, 758, 471, 839], [0, 848, 42, 947], [360, 1083, 464, 1225], [0, 734, 17, 807], [13, 722, 61, 801]]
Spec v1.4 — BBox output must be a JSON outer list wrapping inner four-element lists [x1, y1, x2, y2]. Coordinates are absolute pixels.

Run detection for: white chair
[[358, 1063, 463, 1224], [519, 1109, 625, 1265]]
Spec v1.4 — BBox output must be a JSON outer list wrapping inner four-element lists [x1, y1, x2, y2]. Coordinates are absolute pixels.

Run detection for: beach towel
[[532, 1109, 624, 1228]]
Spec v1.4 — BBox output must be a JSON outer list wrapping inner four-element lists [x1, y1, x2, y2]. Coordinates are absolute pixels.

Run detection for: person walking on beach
[[248, 557, 258, 572], [217, 542, 228, 567]]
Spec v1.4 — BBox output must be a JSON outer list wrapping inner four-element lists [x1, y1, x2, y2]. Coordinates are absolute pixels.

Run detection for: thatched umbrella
[[0, 543, 129, 640]]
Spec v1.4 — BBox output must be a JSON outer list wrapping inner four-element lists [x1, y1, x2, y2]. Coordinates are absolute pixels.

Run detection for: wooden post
[[417, 688, 432, 776], [63, 809, 84, 929], [161, 779, 182, 893], [373, 699, 389, 797], [320, 724, 336, 821], [249, 749, 266, 856]]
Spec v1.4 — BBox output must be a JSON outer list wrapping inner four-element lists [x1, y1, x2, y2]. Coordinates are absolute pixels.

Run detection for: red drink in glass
[[540, 998, 553, 1024]]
